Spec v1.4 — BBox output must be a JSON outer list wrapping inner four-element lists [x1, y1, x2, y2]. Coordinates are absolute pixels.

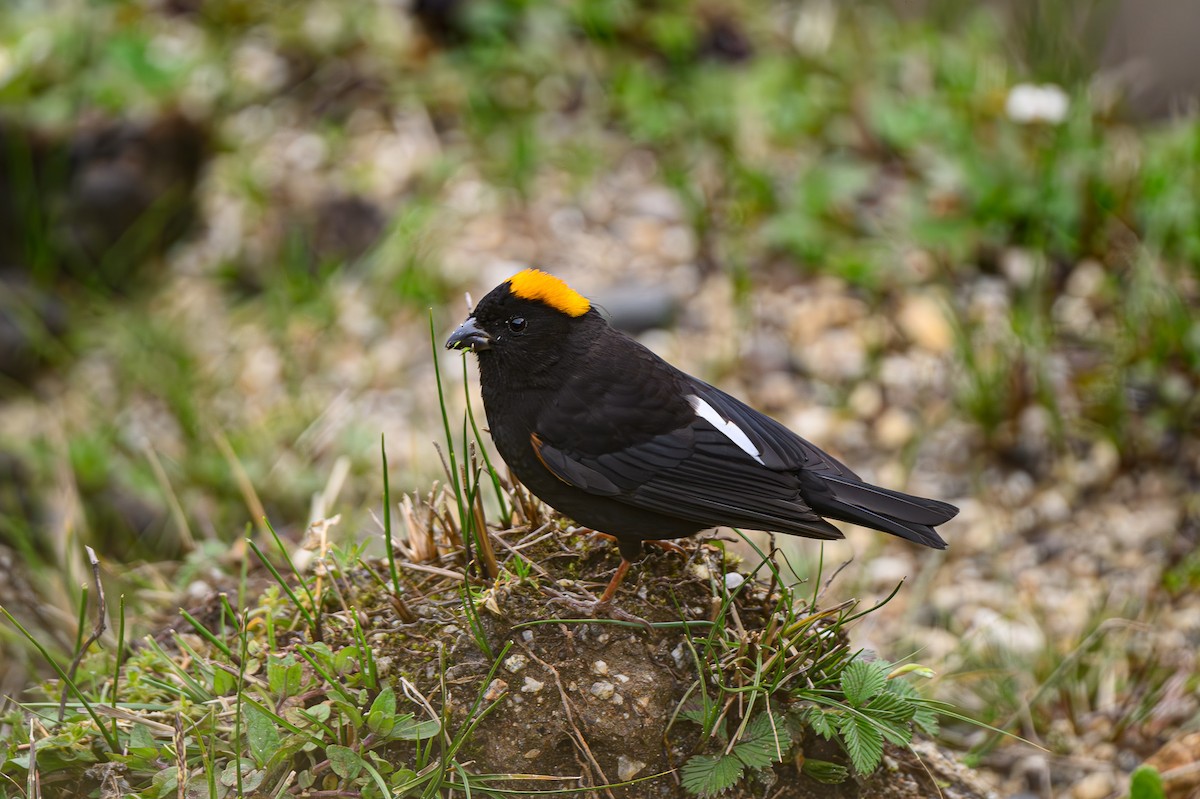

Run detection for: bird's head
[[446, 268, 597, 376]]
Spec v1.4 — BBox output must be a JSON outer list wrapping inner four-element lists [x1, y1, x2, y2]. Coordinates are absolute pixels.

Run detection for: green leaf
[[801, 707, 837, 740], [680, 753, 744, 797], [367, 686, 397, 736], [213, 667, 237, 695], [392, 715, 441, 741], [1129, 765, 1166, 799], [890, 681, 940, 735], [874, 716, 913, 748], [839, 714, 885, 775], [327, 744, 365, 780], [800, 758, 850, 784], [268, 655, 302, 696], [733, 713, 790, 769], [865, 690, 916, 725], [841, 660, 888, 706], [244, 703, 281, 768]]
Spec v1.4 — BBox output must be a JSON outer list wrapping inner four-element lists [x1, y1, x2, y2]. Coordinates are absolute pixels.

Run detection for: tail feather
[[799, 471, 957, 550]]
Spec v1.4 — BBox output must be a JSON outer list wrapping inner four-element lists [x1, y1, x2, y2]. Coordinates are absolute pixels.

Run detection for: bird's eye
[[507, 316, 527, 333]]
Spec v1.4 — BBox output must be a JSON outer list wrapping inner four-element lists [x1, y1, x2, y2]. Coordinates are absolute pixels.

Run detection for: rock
[[897, 293, 954, 353], [589, 681, 615, 700], [483, 679, 507, 702], [1144, 731, 1200, 798], [1070, 771, 1114, 799], [875, 407, 915, 448], [617, 755, 647, 781], [504, 654, 528, 673]]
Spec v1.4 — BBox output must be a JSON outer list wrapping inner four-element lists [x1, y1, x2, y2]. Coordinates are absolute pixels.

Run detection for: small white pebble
[[611, 693, 624, 705], [615, 674, 630, 684], [590, 681, 615, 700], [618, 755, 647, 781], [724, 572, 745, 591], [521, 676, 544, 693], [521, 630, 534, 642], [591, 660, 609, 676], [503, 654, 528, 673]]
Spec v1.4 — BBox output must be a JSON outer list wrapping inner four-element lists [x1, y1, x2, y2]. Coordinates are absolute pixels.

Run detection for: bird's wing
[[532, 371, 845, 540]]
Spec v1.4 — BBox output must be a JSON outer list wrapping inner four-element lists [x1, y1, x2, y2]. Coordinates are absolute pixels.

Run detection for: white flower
[[1005, 83, 1070, 124]]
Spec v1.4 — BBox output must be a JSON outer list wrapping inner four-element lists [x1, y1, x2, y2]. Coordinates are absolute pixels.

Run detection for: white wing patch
[[688, 395, 765, 465]]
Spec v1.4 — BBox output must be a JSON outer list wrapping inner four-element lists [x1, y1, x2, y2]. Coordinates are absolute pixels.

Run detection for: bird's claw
[[543, 588, 654, 630]]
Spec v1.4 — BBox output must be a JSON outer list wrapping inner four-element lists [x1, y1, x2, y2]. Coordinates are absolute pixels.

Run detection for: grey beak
[[445, 317, 493, 352]]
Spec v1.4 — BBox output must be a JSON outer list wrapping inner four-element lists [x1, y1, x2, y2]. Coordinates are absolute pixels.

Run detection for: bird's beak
[[445, 317, 493, 352]]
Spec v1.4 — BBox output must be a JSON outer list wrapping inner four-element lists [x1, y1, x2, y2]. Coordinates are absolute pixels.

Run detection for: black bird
[[447, 269, 957, 606]]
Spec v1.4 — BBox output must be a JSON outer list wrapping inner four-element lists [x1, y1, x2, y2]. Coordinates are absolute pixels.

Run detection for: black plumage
[[447, 269, 957, 605]]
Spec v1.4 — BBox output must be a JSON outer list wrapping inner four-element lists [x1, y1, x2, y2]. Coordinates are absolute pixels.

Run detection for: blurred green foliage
[[0, 0, 1196, 568]]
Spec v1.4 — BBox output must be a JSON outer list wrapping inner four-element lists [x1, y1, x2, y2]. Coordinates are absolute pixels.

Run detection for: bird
[[446, 268, 957, 609]]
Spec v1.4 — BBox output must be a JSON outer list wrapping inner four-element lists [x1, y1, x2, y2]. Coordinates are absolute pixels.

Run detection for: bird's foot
[[645, 539, 686, 556], [543, 587, 654, 630]]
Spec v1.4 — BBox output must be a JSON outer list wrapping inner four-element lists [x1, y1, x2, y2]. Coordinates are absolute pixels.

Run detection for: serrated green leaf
[[801, 757, 850, 784], [838, 713, 885, 775], [865, 690, 916, 724], [679, 697, 717, 729], [890, 682, 940, 736], [680, 753, 744, 797], [244, 703, 281, 768], [327, 745, 364, 780], [733, 712, 790, 769], [913, 703, 940, 736], [874, 716, 913, 748], [802, 707, 838, 739], [841, 660, 888, 706]]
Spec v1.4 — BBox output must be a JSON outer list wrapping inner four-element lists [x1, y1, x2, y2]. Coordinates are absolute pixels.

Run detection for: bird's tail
[[800, 472, 957, 549]]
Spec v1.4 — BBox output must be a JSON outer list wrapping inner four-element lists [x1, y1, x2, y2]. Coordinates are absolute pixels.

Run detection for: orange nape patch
[[506, 268, 590, 317]]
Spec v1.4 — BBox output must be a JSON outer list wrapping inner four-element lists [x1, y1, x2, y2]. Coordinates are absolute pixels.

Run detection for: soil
[[308, 526, 995, 799]]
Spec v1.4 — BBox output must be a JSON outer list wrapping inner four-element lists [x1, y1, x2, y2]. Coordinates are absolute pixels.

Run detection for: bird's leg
[[597, 557, 632, 604]]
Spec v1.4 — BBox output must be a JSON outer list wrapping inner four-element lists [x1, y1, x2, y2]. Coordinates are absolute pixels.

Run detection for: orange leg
[[597, 558, 632, 604]]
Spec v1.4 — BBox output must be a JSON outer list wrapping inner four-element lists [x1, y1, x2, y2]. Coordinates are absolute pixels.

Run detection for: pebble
[[896, 293, 953, 353], [521, 676, 544, 693], [1070, 771, 1114, 799], [848, 382, 883, 418], [874, 407, 915, 448], [483, 679, 507, 702], [866, 555, 909, 587], [591, 660, 609, 676], [617, 755, 647, 781], [590, 681, 615, 700], [503, 654, 528, 673], [1066, 260, 1106, 298], [671, 642, 688, 669], [1001, 248, 1038, 288]]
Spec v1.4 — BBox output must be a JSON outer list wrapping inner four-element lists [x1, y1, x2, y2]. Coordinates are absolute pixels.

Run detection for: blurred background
[[1, 0, 1198, 793]]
